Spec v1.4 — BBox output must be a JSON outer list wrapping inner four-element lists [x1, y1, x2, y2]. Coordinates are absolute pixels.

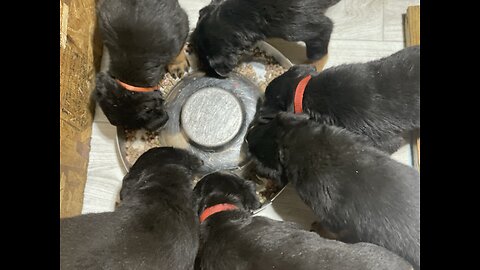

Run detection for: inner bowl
[[156, 71, 260, 171]]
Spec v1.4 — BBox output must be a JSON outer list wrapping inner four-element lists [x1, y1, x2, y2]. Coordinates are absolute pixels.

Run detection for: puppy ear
[[192, 176, 210, 215], [93, 72, 112, 101], [207, 55, 234, 77], [257, 107, 278, 124], [119, 170, 147, 201], [92, 72, 123, 126], [142, 110, 169, 131], [212, 64, 231, 77]]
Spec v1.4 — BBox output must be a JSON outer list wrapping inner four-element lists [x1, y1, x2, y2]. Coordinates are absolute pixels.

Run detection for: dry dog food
[[158, 73, 181, 95], [234, 48, 288, 92]]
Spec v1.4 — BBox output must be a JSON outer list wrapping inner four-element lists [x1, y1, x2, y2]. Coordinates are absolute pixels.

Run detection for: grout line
[[382, 0, 385, 41], [330, 38, 404, 44]]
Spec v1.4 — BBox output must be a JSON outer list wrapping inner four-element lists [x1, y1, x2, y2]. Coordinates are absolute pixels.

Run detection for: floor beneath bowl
[[83, 0, 420, 230]]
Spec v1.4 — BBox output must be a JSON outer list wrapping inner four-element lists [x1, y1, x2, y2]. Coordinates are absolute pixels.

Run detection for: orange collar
[[293, 75, 312, 114], [116, 79, 159, 92], [199, 203, 238, 223]]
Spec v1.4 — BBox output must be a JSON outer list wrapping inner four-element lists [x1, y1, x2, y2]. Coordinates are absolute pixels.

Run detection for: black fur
[[261, 46, 420, 153], [191, 0, 340, 76], [94, 0, 189, 130], [193, 172, 414, 270], [94, 72, 169, 131], [246, 113, 420, 269], [60, 147, 202, 269]]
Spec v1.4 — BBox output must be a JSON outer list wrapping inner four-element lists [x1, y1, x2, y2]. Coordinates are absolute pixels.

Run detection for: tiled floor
[[83, 0, 420, 229]]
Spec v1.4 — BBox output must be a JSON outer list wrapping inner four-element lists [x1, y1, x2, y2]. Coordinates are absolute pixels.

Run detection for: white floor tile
[[327, 0, 384, 41], [83, 121, 126, 214]]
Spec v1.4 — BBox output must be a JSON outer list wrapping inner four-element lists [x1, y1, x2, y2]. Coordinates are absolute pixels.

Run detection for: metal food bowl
[[116, 41, 292, 211]]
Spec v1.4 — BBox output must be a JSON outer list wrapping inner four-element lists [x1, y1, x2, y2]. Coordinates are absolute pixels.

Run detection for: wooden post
[[60, 0, 102, 218], [404, 5, 420, 170]]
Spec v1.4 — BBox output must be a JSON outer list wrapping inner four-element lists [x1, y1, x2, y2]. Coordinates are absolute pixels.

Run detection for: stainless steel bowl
[[116, 41, 292, 209]]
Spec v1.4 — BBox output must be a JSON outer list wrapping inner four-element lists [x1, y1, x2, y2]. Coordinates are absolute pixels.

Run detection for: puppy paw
[[167, 49, 190, 78]]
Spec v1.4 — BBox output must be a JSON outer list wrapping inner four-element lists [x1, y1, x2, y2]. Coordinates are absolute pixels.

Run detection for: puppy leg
[[167, 47, 190, 78], [310, 221, 354, 242], [310, 221, 339, 240], [305, 16, 333, 59], [309, 54, 329, 72], [280, 15, 333, 71]]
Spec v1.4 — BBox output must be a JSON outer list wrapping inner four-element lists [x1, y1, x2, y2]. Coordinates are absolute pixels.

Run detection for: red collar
[[293, 75, 312, 114], [199, 203, 238, 223], [116, 79, 159, 92]]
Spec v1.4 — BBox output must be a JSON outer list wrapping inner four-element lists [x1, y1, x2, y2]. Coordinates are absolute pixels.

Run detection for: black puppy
[[193, 172, 414, 270], [60, 147, 202, 269], [94, 0, 189, 131], [261, 46, 420, 154], [190, 0, 340, 76], [246, 113, 420, 269]]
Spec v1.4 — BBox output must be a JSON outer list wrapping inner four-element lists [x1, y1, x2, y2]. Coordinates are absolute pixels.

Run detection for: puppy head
[[97, 0, 189, 85], [191, 3, 247, 77], [190, 26, 240, 77], [193, 172, 261, 215], [246, 112, 310, 185], [93, 72, 169, 131], [120, 147, 203, 201], [264, 65, 318, 112]]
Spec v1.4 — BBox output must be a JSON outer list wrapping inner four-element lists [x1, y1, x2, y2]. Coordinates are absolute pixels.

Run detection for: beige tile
[[326, 39, 404, 68], [383, 0, 420, 41], [327, 0, 384, 41]]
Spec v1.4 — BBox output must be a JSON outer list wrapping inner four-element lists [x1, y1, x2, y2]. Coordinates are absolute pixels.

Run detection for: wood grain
[[405, 6, 420, 46], [384, 0, 420, 41], [404, 5, 420, 170], [60, 0, 103, 218]]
